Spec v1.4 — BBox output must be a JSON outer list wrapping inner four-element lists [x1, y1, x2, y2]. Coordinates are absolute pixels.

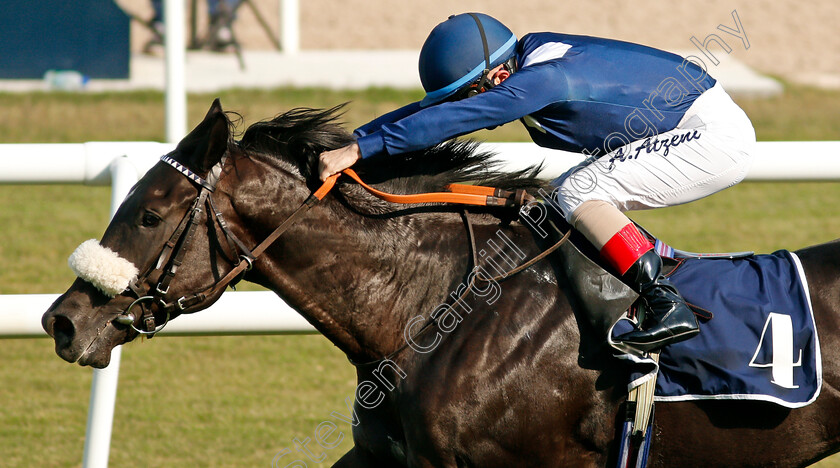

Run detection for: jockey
[[318, 13, 755, 352]]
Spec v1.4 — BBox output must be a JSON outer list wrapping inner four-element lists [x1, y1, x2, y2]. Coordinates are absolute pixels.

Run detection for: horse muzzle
[[42, 282, 137, 368]]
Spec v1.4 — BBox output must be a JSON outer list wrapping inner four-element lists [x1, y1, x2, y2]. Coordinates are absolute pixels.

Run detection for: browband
[[160, 155, 226, 191]]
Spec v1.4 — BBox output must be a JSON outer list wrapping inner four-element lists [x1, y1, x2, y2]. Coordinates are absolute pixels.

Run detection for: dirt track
[[119, 0, 839, 88]]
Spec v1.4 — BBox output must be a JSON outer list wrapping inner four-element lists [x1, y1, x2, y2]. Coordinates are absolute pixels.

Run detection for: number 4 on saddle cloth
[[610, 238, 822, 408], [535, 215, 821, 409]]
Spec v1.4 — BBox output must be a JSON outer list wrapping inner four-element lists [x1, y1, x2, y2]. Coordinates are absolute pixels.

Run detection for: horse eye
[[141, 211, 162, 228]]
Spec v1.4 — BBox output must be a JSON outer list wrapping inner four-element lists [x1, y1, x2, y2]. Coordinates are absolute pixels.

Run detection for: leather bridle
[[115, 152, 335, 336], [114, 151, 564, 339]]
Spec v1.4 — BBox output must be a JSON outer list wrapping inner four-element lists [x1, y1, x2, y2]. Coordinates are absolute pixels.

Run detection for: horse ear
[[175, 98, 230, 173]]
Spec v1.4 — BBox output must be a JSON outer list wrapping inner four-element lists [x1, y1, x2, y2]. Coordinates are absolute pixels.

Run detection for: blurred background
[[0, 1, 838, 467], [120, 0, 838, 87]]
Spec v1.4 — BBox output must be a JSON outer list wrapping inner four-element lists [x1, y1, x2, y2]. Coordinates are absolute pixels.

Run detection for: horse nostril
[[52, 315, 76, 348]]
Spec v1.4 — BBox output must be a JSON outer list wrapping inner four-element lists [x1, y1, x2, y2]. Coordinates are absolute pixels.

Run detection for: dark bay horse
[[43, 100, 840, 467]]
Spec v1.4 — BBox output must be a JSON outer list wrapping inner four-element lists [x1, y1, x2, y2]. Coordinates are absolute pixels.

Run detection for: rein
[[340, 168, 531, 208], [116, 155, 568, 345]]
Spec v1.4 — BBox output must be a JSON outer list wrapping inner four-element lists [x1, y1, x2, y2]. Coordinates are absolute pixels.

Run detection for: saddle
[[530, 212, 758, 468]]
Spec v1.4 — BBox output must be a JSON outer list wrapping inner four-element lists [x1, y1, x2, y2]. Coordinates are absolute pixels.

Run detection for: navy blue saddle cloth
[[612, 249, 821, 408]]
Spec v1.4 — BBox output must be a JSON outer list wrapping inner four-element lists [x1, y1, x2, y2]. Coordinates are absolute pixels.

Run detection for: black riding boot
[[613, 250, 699, 352]]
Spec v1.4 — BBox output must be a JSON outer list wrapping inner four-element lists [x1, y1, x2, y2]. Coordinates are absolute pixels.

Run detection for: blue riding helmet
[[418, 13, 518, 107]]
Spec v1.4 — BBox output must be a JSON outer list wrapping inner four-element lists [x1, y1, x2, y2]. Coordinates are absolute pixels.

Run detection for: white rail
[[1, 292, 315, 338], [280, 0, 300, 54], [164, 0, 187, 142], [1, 141, 839, 187]]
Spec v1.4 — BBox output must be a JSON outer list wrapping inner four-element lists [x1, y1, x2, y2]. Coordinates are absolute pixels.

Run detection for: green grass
[[0, 185, 110, 295], [1, 335, 357, 467], [1, 83, 839, 467]]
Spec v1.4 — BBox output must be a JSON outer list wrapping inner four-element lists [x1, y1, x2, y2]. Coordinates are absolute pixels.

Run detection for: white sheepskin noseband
[[68, 239, 139, 297]]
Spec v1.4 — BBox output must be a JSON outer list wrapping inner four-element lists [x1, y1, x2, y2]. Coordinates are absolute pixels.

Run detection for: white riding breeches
[[552, 83, 756, 219]]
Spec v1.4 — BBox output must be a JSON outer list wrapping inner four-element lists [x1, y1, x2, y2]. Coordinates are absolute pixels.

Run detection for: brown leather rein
[[116, 156, 569, 340]]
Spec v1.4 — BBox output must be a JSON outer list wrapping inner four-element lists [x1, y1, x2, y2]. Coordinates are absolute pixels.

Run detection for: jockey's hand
[[319, 143, 362, 181]]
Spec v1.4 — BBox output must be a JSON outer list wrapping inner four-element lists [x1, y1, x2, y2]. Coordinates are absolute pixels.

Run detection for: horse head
[[42, 100, 256, 368], [42, 97, 545, 370]]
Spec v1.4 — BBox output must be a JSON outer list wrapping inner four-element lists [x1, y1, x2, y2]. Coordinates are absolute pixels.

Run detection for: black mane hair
[[238, 105, 548, 197]]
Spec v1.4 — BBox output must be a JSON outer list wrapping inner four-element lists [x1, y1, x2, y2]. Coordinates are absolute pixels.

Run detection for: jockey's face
[[447, 64, 512, 103]]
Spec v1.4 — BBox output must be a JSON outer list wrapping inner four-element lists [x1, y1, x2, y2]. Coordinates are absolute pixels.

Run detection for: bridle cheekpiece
[[115, 153, 250, 336]]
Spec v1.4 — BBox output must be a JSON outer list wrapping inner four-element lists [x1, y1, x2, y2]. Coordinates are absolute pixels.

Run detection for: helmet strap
[[445, 14, 516, 102], [467, 13, 493, 98]]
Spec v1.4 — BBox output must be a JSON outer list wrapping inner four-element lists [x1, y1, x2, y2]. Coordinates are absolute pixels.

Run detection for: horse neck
[[229, 155, 473, 362]]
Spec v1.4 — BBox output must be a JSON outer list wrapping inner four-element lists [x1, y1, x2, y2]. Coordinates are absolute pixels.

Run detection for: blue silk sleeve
[[355, 63, 569, 159], [353, 101, 424, 138]]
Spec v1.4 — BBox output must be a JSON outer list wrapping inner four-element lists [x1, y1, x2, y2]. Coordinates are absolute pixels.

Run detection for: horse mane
[[237, 105, 548, 199]]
